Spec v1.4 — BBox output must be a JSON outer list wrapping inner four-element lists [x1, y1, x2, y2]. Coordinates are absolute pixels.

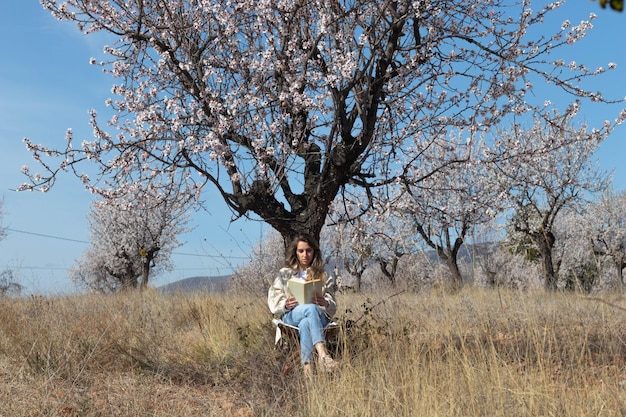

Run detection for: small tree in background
[[231, 229, 284, 294], [470, 221, 509, 288], [0, 200, 21, 296], [476, 242, 543, 290], [329, 189, 420, 289], [327, 214, 373, 292], [371, 216, 413, 288], [0, 200, 6, 243], [494, 119, 609, 291], [0, 270, 22, 297], [70, 183, 192, 293], [552, 209, 599, 293], [586, 189, 626, 291], [399, 129, 504, 290]]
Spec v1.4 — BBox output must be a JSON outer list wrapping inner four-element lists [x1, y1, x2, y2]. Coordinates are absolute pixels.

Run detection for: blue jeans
[[282, 304, 330, 364]]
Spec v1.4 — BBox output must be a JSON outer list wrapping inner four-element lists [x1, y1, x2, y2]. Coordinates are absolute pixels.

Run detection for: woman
[[268, 234, 338, 374]]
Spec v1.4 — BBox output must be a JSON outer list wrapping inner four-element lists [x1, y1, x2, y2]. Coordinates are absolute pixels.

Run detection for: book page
[[288, 278, 323, 304]]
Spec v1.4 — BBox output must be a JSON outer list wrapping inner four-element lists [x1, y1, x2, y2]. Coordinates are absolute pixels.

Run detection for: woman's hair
[[286, 234, 325, 280]]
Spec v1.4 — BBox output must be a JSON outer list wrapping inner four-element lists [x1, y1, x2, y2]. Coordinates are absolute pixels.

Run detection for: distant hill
[[159, 275, 231, 294]]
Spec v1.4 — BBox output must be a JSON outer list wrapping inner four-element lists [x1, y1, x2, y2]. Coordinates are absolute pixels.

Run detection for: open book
[[288, 278, 323, 305]]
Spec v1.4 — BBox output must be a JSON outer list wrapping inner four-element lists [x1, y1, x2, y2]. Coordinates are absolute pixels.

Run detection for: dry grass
[[1, 287, 626, 416]]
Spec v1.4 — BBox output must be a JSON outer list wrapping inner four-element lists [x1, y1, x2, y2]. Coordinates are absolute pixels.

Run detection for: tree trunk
[[446, 257, 463, 290], [345, 259, 366, 292], [379, 256, 400, 287], [140, 259, 150, 291], [535, 231, 557, 291], [139, 248, 159, 291], [121, 275, 138, 291], [447, 236, 465, 290], [617, 257, 625, 293]]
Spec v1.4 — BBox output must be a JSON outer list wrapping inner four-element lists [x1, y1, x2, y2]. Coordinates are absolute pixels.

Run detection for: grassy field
[[1, 287, 626, 416]]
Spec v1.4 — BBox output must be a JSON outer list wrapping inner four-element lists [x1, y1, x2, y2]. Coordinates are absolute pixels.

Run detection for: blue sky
[[1, 1, 625, 295], [0, 1, 261, 294]]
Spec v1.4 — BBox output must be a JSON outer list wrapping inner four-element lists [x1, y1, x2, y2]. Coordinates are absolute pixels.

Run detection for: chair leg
[[283, 349, 300, 374], [279, 327, 302, 374]]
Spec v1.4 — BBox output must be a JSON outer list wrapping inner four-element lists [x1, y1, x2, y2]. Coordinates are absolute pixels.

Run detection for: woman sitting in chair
[[268, 233, 338, 374]]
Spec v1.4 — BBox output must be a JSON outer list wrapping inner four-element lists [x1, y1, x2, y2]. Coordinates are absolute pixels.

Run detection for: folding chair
[[272, 318, 339, 373]]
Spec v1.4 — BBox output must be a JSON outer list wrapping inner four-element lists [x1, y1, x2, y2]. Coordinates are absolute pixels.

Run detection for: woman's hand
[[285, 296, 298, 310], [313, 293, 329, 307]]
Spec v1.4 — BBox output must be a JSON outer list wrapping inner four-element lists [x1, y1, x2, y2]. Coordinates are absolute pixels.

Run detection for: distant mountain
[[158, 275, 231, 294]]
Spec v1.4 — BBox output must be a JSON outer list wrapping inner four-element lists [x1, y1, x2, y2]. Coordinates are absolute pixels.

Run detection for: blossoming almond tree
[[328, 213, 374, 292], [366, 201, 419, 287], [398, 130, 503, 289], [586, 189, 626, 289], [231, 228, 285, 293], [70, 182, 191, 292], [494, 119, 609, 291], [20, 0, 623, 245], [328, 186, 423, 288], [549, 208, 600, 292]]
